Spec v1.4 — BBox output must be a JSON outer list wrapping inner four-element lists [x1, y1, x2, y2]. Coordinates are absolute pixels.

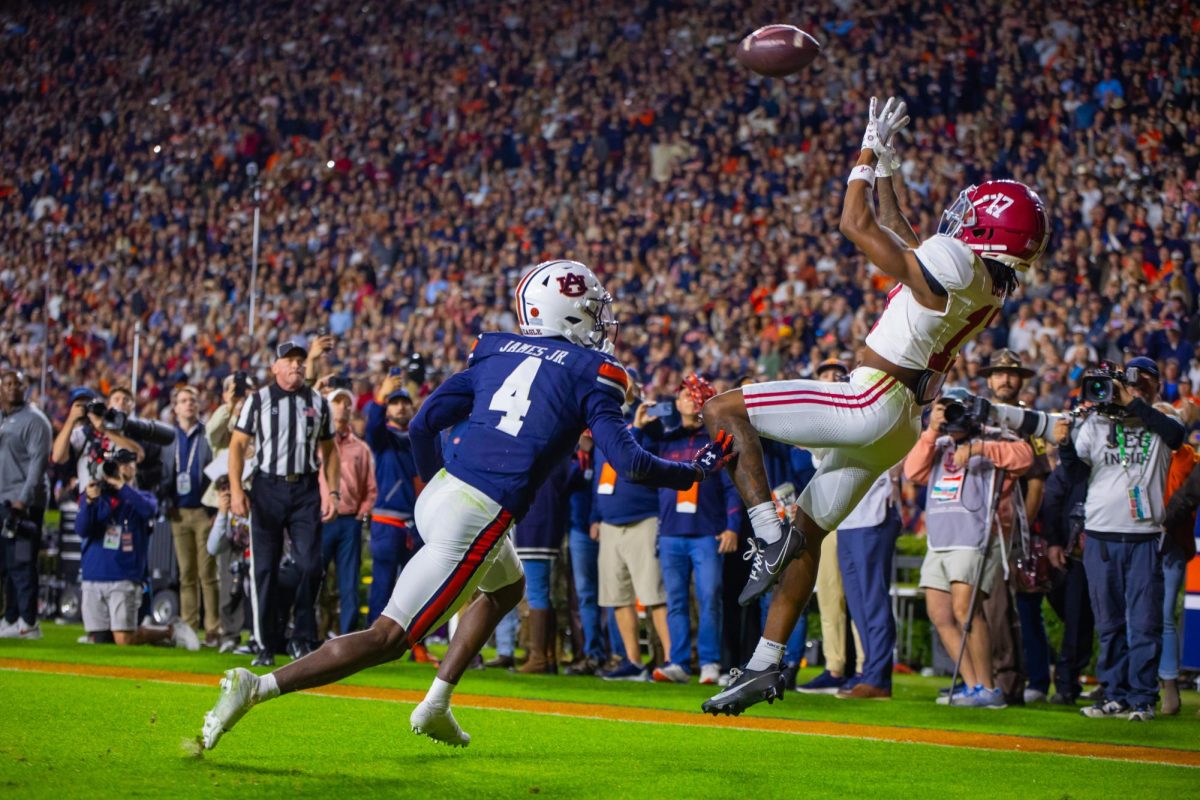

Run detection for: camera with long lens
[[0, 501, 39, 540], [939, 389, 990, 436], [84, 401, 176, 447], [1079, 364, 1132, 418]]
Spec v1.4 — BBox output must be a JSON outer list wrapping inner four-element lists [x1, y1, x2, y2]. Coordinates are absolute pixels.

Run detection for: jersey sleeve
[[584, 390, 696, 491], [593, 358, 630, 402], [409, 369, 476, 482], [915, 235, 977, 292]]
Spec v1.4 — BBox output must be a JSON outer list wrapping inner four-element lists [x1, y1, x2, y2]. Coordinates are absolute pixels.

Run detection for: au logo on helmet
[[556, 273, 588, 297]]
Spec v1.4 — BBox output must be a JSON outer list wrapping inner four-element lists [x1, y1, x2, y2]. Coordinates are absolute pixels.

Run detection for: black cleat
[[701, 664, 786, 716], [738, 521, 806, 606]]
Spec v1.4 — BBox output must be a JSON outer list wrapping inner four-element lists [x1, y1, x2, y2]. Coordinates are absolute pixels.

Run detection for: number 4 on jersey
[[490, 356, 542, 436]]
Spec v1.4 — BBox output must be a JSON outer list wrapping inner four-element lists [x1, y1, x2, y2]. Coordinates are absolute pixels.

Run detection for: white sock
[[745, 638, 786, 671], [424, 677, 456, 708], [256, 672, 280, 701], [749, 502, 782, 544]]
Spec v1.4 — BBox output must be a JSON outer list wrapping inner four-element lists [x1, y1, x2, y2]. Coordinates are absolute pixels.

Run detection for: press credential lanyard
[[176, 429, 200, 495], [1115, 423, 1151, 470]]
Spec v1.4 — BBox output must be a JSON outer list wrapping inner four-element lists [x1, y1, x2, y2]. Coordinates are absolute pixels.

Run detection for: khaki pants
[[172, 507, 219, 637], [815, 531, 863, 675]]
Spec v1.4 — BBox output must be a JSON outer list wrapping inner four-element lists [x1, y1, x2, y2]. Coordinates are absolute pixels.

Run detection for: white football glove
[[860, 96, 910, 159], [875, 146, 901, 178]]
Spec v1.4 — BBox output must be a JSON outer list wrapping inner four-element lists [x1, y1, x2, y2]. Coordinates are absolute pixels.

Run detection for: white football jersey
[[864, 235, 1003, 372]]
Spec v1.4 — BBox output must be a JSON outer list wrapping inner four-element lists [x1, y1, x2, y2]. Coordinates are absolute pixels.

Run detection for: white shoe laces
[[743, 537, 765, 581]]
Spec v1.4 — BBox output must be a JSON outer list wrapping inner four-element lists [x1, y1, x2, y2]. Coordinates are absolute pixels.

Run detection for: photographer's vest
[[925, 444, 999, 551]]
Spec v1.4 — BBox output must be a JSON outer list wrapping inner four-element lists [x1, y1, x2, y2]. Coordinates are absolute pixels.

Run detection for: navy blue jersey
[[409, 332, 697, 520]]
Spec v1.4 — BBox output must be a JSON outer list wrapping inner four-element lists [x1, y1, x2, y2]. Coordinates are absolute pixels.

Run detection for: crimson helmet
[[938, 180, 1049, 271]]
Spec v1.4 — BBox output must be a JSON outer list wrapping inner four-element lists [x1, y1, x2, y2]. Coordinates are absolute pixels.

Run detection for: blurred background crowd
[[2, 0, 1200, 713]]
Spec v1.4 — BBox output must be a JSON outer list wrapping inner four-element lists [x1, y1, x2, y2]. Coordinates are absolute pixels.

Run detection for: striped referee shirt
[[235, 383, 333, 477]]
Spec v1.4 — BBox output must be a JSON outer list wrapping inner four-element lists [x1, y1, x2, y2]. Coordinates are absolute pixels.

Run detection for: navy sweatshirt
[[77, 485, 158, 583], [364, 400, 422, 519], [634, 421, 742, 537]]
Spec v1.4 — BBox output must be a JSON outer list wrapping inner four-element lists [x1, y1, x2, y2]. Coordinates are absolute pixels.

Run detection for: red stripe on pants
[[744, 374, 889, 401], [406, 510, 513, 644], [745, 377, 896, 410]]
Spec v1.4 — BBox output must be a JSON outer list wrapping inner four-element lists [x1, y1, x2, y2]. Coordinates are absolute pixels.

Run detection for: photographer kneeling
[[1054, 358, 1184, 722], [905, 392, 1033, 709], [76, 449, 199, 650]]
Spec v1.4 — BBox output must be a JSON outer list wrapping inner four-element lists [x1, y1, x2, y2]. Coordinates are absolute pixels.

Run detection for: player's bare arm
[[876, 157, 920, 248], [839, 97, 945, 312]]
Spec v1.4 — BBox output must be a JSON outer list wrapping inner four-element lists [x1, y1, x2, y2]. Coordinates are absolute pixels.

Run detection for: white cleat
[[202, 668, 260, 750], [410, 701, 470, 748]]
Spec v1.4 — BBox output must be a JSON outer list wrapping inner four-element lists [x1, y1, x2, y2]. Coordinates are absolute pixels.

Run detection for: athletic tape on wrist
[[847, 164, 876, 188]]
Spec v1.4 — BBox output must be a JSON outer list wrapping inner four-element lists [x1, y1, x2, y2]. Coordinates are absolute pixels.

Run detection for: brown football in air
[[736, 24, 821, 78]]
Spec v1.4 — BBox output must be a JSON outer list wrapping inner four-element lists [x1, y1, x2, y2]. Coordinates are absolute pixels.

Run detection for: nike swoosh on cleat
[[763, 530, 792, 573]]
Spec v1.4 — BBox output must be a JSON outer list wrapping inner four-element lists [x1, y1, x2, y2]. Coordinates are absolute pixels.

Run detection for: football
[[735, 24, 821, 78]]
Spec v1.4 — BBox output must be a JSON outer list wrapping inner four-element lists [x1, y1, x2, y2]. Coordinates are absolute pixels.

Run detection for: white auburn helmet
[[514, 259, 617, 352]]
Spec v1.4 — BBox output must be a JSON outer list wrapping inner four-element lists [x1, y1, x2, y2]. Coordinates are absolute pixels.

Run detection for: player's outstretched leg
[[201, 616, 410, 750], [702, 390, 805, 605], [702, 510, 827, 717], [411, 577, 526, 748]]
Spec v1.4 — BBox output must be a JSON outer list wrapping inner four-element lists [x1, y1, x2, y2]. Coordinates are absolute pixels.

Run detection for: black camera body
[[940, 391, 990, 437], [1079, 365, 1133, 418], [87, 445, 139, 483]]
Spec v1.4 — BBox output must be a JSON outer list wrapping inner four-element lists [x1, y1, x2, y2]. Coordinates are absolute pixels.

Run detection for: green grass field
[[1, 625, 1196, 799]]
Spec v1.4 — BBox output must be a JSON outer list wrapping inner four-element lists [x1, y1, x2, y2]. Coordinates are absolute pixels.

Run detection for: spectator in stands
[[635, 374, 739, 686], [0, 368, 52, 640], [906, 396, 1033, 709], [318, 384, 377, 635], [167, 386, 218, 646], [76, 450, 199, 650], [1055, 357, 1184, 721]]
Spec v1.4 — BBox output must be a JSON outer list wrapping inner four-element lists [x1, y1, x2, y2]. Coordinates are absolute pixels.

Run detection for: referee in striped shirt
[[229, 340, 340, 666]]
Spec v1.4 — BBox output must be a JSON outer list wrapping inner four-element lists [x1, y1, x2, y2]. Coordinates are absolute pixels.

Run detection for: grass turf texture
[[1, 626, 1196, 799]]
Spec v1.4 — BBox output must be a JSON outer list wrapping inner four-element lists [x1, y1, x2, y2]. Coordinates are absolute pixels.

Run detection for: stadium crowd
[[2, 0, 1200, 717]]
